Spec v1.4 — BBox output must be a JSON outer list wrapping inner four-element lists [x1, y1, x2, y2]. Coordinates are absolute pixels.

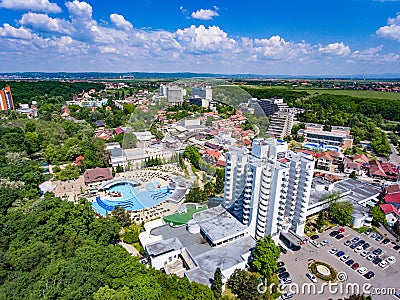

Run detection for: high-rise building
[[223, 138, 314, 242], [167, 86, 184, 106], [254, 98, 288, 116], [192, 86, 212, 100], [0, 86, 14, 111]]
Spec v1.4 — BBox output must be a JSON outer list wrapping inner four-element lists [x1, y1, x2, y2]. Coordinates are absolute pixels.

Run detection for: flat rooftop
[[309, 178, 381, 207], [146, 237, 183, 257], [150, 224, 212, 257], [193, 205, 249, 243], [185, 236, 256, 285]]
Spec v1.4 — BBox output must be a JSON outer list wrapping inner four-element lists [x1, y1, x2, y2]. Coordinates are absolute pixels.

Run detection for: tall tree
[[251, 236, 280, 283], [328, 200, 354, 226], [370, 205, 386, 226], [212, 268, 222, 299]]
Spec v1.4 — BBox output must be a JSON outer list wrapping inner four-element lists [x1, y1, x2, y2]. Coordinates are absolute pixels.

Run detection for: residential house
[[315, 152, 333, 171], [343, 157, 363, 176], [379, 204, 400, 226]]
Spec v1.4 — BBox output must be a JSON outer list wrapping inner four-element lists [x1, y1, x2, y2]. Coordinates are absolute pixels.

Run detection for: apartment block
[[223, 138, 314, 242], [266, 112, 294, 139]]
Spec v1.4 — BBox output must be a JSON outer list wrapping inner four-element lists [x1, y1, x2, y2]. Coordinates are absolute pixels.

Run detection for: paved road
[[279, 226, 400, 300], [389, 143, 400, 166]]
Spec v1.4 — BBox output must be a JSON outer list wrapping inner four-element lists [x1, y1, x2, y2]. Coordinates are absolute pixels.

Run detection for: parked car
[[278, 272, 290, 279], [351, 236, 360, 243], [394, 291, 400, 299], [320, 240, 329, 246], [346, 259, 354, 266], [364, 229, 372, 235], [362, 243, 370, 249], [338, 227, 346, 233], [372, 248, 383, 256], [386, 256, 396, 264], [364, 271, 375, 279], [356, 240, 365, 246], [277, 261, 285, 267], [310, 234, 319, 240], [393, 245, 400, 251], [329, 248, 338, 254], [351, 262, 360, 270], [279, 246, 288, 254], [310, 240, 320, 248], [330, 231, 339, 237], [335, 234, 344, 240], [375, 235, 384, 242], [366, 254, 375, 261], [340, 254, 350, 262], [371, 233, 378, 239], [354, 246, 363, 253], [379, 260, 388, 268], [357, 267, 368, 274], [306, 272, 317, 283], [344, 240, 352, 247], [350, 243, 357, 249], [382, 238, 390, 245], [336, 251, 345, 257], [280, 277, 292, 285], [360, 250, 370, 257], [277, 267, 287, 274], [281, 291, 294, 299], [372, 257, 382, 265]]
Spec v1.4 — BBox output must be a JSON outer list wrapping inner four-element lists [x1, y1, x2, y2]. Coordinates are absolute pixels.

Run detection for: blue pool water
[[91, 181, 172, 215], [303, 142, 339, 152]]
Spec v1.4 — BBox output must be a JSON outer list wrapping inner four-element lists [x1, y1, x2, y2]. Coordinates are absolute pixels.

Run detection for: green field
[[288, 87, 399, 100], [163, 204, 207, 226]]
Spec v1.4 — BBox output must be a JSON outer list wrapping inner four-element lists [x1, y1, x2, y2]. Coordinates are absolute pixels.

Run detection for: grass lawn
[[293, 87, 399, 100], [245, 85, 400, 100], [163, 204, 207, 226]]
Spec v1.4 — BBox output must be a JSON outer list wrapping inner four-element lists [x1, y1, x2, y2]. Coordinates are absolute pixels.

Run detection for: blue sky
[[0, 0, 400, 75]]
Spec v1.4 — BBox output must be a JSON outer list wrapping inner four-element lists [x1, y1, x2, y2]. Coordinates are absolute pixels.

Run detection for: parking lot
[[279, 226, 400, 300]]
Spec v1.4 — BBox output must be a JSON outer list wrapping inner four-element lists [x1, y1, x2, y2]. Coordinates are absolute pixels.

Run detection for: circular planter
[[309, 261, 337, 282]]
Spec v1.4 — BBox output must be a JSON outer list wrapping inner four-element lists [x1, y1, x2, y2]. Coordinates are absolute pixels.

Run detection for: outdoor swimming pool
[[92, 181, 172, 215], [303, 142, 339, 152]]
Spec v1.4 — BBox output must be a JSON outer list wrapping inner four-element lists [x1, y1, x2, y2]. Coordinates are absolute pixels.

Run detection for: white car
[[340, 255, 350, 262], [366, 254, 375, 261], [360, 250, 369, 257], [329, 248, 338, 254], [379, 260, 388, 268], [357, 267, 368, 274], [281, 291, 294, 300], [306, 272, 317, 283], [310, 240, 320, 248], [320, 240, 329, 247], [354, 246, 363, 253], [386, 256, 396, 264]]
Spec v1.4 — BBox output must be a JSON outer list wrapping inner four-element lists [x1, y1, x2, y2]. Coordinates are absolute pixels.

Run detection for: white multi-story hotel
[[223, 138, 314, 242]]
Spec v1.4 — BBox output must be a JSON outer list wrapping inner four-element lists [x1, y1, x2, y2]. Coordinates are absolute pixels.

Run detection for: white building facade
[[223, 138, 314, 241]]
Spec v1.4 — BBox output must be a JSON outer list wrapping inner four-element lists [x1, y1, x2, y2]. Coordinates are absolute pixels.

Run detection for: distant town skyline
[[0, 0, 400, 75]]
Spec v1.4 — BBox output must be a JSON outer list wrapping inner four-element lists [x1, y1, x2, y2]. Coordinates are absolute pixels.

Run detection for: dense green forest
[[0, 194, 214, 299], [0, 81, 105, 105]]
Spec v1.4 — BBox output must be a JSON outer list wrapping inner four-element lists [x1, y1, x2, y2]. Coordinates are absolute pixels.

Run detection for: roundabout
[[309, 261, 338, 282]]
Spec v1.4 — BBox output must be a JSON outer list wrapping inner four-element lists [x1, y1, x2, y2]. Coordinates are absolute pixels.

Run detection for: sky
[[0, 0, 400, 75]]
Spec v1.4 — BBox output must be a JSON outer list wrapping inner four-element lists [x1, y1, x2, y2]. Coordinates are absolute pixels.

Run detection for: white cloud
[[65, 0, 92, 20], [0, 0, 61, 13], [19, 12, 74, 35], [376, 14, 400, 41], [175, 25, 235, 54], [191, 7, 219, 20], [110, 14, 133, 31], [318, 42, 351, 56], [0, 23, 33, 39]]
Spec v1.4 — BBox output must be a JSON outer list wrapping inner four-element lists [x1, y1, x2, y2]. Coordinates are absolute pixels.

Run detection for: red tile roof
[[386, 183, 400, 194], [384, 192, 400, 203], [74, 155, 84, 166], [353, 154, 369, 163], [205, 149, 221, 161], [84, 167, 112, 185], [217, 160, 226, 167], [379, 204, 400, 217], [369, 160, 387, 177], [114, 128, 124, 135], [318, 152, 333, 161]]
